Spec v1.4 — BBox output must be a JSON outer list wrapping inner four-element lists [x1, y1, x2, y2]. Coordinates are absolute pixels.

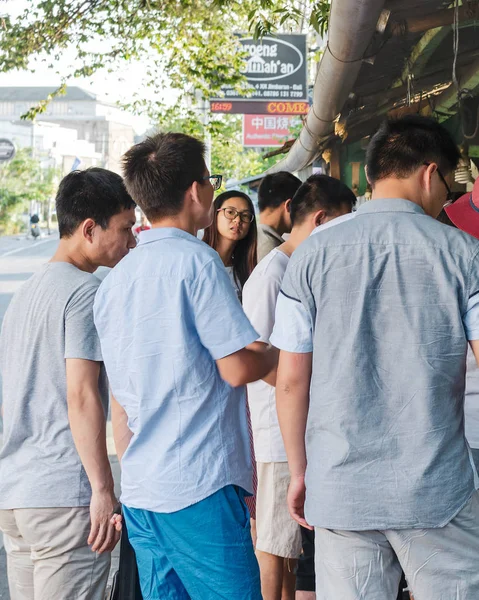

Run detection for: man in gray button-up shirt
[[272, 116, 479, 599]]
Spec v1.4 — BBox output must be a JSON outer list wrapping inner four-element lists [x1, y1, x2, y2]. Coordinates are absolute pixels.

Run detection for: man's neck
[[259, 209, 286, 237], [279, 213, 351, 257], [215, 236, 236, 267], [150, 214, 198, 236], [50, 239, 96, 273], [371, 180, 423, 209], [279, 224, 311, 257]]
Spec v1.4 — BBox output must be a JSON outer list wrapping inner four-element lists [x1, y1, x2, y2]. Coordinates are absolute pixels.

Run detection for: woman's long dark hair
[[203, 190, 258, 289]]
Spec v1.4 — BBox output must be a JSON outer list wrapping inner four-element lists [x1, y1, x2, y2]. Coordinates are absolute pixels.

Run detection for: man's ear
[[81, 218, 97, 244], [364, 165, 371, 186], [313, 209, 326, 228], [189, 181, 201, 208], [423, 162, 437, 194], [285, 198, 292, 213]]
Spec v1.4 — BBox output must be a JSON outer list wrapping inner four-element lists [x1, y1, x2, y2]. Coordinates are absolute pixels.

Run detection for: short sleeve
[[190, 257, 258, 360], [243, 271, 280, 344], [270, 291, 313, 352], [64, 283, 103, 361], [464, 293, 479, 341], [466, 248, 479, 340]]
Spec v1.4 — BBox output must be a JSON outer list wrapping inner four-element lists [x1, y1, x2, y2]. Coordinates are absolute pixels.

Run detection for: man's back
[[94, 227, 256, 513], [0, 263, 108, 509], [281, 199, 479, 529]]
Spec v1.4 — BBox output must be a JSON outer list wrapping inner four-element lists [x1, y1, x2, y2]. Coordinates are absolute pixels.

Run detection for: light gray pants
[[0, 507, 110, 600], [315, 491, 479, 600]]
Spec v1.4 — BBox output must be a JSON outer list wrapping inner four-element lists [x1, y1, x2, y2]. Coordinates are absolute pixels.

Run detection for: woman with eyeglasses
[[203, 190, 259, 537], [203, 190, 258, 300]]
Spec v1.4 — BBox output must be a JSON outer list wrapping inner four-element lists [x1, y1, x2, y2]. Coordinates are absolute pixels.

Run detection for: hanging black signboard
[[213, 34, 308, 104]]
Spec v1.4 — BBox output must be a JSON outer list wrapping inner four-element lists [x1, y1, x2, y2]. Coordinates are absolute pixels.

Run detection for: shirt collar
[[356, 198, 426, 216], [311, 212, 355, 237], [138, 227, 200, 246]]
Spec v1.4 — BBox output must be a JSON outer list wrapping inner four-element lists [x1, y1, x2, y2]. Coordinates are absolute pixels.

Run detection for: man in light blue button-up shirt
[[94, 133, 275, 599], [272, 116, 479, 599]]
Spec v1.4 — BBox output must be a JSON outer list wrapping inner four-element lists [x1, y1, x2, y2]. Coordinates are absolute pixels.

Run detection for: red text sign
[[243, 114, 301, 147]]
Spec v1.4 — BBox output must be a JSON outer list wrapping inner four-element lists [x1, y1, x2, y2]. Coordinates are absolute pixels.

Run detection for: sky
[[0, 0, 178, 133]]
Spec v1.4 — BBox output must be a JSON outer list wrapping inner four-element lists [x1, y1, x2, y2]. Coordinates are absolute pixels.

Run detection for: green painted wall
[[339, 140, 368, 195]]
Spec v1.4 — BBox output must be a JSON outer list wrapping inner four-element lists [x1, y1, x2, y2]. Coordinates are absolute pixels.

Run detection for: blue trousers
[[123, 485, 262, 600]]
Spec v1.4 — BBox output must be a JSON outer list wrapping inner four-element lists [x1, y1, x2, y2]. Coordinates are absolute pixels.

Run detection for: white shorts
[[314, 491, 479, 600], [256, 461, 302, 559], [0, 506, 110, 600]]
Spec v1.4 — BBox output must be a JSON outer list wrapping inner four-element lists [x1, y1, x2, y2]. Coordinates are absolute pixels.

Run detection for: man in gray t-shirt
[[256, 172, 301, 261], [0, 263, 108, 508], [0, 168, 136, 600]]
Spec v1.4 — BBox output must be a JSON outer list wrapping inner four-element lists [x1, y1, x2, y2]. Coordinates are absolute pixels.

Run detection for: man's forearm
[[276, 350, 312, 477], [241, 347, 277, 384], [111, 395, 133, 463], [66, 359, 114, 494], [217, 346, 278, 387], [246, 342, 279, 386], [68, 392, 114, 493]]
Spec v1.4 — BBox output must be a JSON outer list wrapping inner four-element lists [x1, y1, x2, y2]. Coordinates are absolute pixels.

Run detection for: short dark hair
[[122, 132, 206, 220], [290, 175, 356, 226], [366, 115, 460, 184], [56, 168, 135, 239], [257, 171, 302, 212]]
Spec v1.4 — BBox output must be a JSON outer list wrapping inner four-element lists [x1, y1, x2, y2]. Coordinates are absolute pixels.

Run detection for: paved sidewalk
[[0, 231, 58, 257]]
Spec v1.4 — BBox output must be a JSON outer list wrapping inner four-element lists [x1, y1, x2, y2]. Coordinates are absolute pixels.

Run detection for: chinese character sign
[[243, 115, 301, 147]]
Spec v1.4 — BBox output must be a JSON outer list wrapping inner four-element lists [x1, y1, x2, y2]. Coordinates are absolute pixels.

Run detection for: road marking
[[0, 238, 57, 258]]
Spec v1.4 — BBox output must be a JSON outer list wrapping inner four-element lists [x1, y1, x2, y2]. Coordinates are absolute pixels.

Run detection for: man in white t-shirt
[[243, 174, 356, 600]]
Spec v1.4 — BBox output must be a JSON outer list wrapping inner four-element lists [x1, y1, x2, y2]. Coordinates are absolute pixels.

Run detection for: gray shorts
[[314, 491, 479, 600]]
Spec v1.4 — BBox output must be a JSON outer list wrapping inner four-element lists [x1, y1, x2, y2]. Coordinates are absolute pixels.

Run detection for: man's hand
[[88, 490, 121, 553], [110, 513, 123, 532], [288, 474, 313, 530]]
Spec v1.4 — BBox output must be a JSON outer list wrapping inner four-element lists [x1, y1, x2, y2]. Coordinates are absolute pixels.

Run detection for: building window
[[50, 102, 68, 115], [14, 102, 28, 116], [0, 102, 15, 116]]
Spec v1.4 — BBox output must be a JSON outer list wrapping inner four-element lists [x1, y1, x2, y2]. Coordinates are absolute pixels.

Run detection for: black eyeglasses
[[217, 207, 255, 223], [423, 162, 454, 206], [200, 175, 223, 191]]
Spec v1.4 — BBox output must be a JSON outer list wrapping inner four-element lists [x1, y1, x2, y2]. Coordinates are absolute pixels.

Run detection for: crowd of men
[[1, 114, 479, 600]]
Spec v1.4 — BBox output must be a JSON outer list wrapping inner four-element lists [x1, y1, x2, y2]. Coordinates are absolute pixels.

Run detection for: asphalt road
[[0, 233, 120, 599]]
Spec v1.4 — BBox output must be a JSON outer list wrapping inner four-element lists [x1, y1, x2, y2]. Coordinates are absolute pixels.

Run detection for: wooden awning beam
[[390, 2, 479, 37]]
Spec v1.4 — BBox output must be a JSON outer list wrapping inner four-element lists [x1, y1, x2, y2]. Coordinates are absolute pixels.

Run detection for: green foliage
[[0, 0, 330, 122], [240, 0, 330, 39], [156, 112, 282, 184], [0, 148, 58, 231]]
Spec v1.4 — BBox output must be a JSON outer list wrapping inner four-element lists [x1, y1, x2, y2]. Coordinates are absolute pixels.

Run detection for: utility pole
[[204, 96, 212, 172], [195, 90, 212, 171]]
